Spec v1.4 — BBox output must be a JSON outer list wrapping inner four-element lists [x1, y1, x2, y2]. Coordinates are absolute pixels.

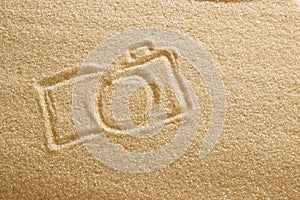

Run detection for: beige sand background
[[1, 0, 299, 199]]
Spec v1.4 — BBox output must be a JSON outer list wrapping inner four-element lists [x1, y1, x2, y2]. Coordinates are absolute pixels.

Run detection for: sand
[[1, 0, 299, 199]]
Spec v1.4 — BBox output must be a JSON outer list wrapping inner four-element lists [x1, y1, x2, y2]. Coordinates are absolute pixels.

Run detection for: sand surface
[[1, 0, 299, 199]]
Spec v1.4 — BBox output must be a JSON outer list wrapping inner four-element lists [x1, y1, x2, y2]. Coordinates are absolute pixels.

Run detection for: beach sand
[[1, 0, 299, 199]]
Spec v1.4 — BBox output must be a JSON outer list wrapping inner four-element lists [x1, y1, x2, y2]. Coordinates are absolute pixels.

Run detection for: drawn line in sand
[[73, 29, 227, 173], [34, 67, 81, 152]]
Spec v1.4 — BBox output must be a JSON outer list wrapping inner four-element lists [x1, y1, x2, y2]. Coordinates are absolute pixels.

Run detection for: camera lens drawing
[[73, 29, 226, 173]]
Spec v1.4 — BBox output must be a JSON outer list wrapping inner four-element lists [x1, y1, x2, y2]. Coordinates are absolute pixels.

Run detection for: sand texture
[[1, 0, 299, 199]]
